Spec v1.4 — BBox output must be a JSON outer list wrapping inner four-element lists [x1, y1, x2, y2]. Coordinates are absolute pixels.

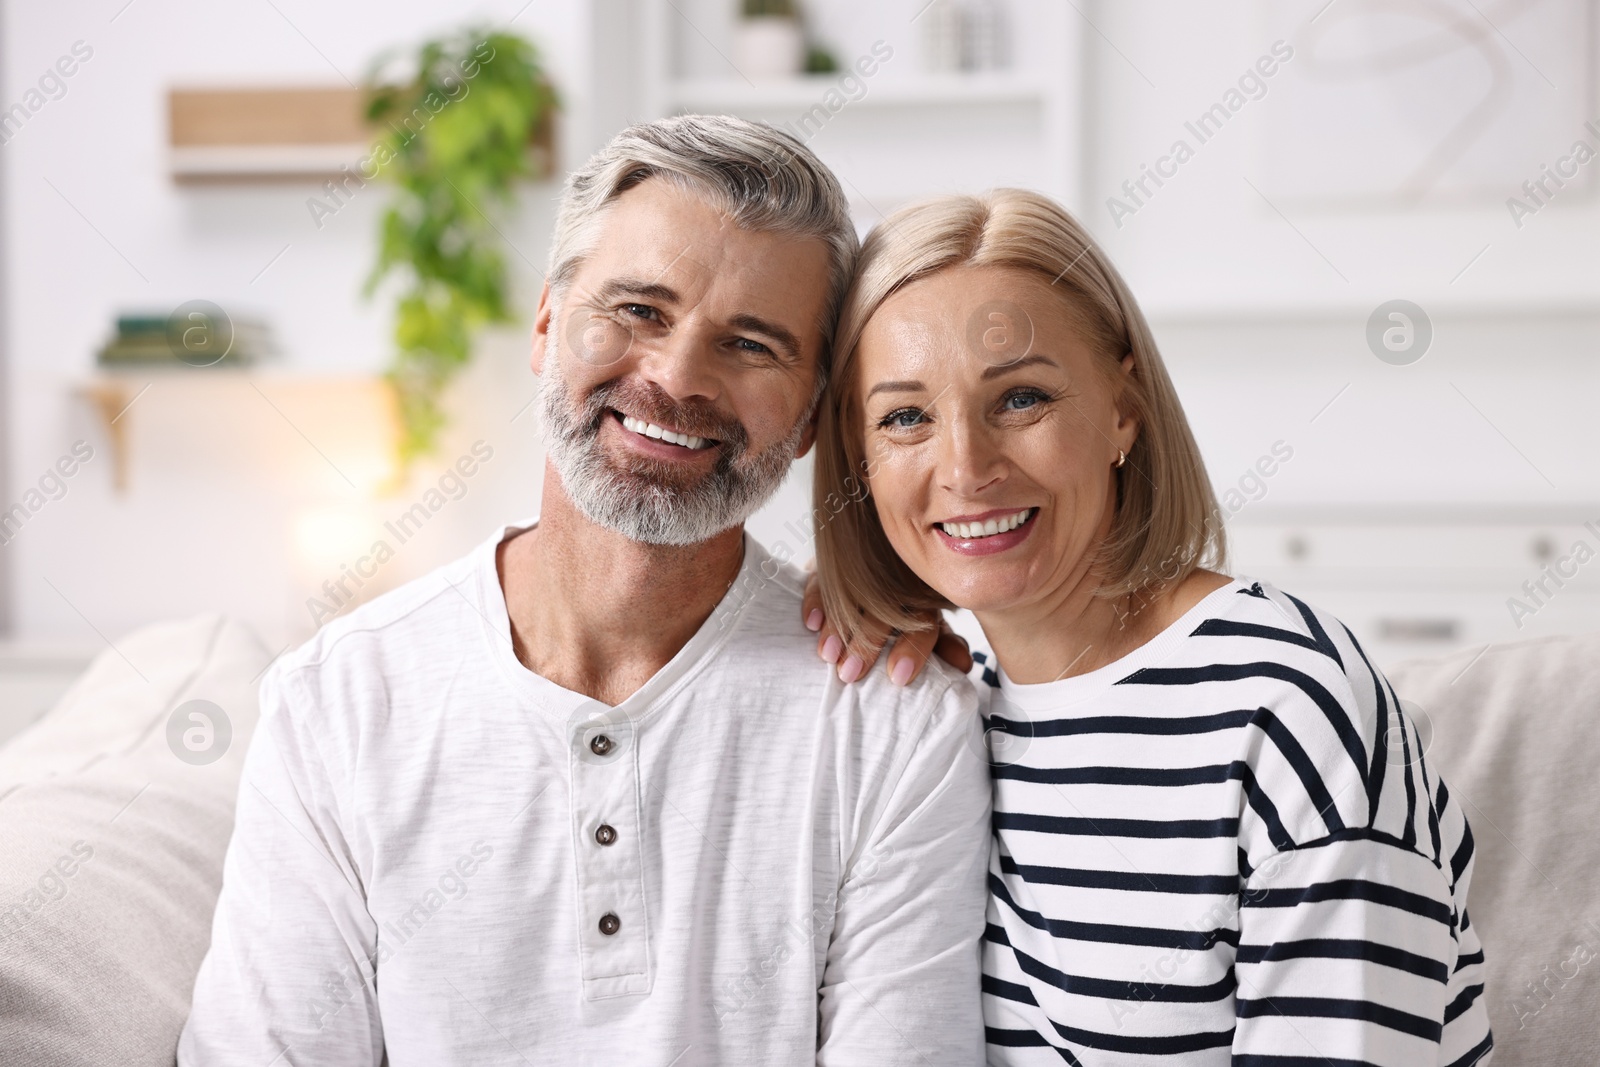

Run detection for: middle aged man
[[178, 116, 991, 1065]]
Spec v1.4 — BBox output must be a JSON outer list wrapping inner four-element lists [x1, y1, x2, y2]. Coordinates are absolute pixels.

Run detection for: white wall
[[1087, 0, 1600, 315], [1, 0, 588, 650]]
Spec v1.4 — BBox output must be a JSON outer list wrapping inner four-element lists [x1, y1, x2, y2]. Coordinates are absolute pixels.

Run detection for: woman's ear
[[1113, 353, 1141, 451]]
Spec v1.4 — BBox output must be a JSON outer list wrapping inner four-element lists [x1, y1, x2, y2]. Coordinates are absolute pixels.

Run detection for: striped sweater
[[977, 578, 1493, 1066]]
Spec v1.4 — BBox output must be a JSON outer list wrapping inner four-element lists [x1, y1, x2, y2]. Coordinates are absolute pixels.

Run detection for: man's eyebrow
[[729, 312, 801, 361], [595, 278, 681, 305], [866, 379, 925, 399], [590, 281, 801, 360], [979, 353, 1060, 380]]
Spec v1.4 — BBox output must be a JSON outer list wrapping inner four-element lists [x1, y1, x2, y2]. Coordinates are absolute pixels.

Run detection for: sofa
[[0, 614, 1594, 1064], [0, 616, 265, 1065]]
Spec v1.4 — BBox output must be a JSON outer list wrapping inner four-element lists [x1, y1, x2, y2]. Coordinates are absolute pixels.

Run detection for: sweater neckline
[[996, 578, 1252, 711]]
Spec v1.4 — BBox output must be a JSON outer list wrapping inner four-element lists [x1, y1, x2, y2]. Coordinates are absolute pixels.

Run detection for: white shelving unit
[[630, 0, 1083, 223], [661, 72, 1051, 111]]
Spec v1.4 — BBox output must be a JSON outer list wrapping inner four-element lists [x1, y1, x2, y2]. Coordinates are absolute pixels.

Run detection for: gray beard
[[539, 332, 808, 547]]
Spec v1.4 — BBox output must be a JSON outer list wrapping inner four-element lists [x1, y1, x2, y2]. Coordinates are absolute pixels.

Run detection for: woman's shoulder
[[1212, 578, 1381, 685], [1147, 576, 1389, 728], [1144, 574, 1368, 672], [1189, 580, 1456, 864], [1110, 577, 1386, 769], [1168, 578, 1404, 826]]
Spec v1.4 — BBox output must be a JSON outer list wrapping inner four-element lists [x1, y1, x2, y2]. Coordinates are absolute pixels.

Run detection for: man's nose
[[637, 322, 722, 403]]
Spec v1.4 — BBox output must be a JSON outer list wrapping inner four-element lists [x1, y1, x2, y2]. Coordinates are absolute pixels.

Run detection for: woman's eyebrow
[[866, 379, 925, 399], [979, 353, 1059, 380]]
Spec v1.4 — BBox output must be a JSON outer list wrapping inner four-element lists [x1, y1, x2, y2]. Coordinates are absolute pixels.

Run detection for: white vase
[[734, 17, 805, 80]]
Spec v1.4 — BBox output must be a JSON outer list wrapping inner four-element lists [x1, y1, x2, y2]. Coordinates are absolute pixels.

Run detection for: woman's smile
[[932, 506, 1038, 555]]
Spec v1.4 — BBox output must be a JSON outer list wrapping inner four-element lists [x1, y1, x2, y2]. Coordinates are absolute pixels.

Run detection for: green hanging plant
[[363, 28, 558, 467]]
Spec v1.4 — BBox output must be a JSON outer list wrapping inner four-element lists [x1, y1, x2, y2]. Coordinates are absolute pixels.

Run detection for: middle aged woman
[[802, 189, 1494, 1066]]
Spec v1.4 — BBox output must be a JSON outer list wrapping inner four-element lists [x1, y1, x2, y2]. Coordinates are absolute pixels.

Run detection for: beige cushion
[[0, 615, 266, 1067], [1388, 631, 1600, 1066]]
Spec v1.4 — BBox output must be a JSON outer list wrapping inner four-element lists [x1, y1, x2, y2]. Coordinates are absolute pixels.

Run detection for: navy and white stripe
[[979, 578, 1493, 1066]]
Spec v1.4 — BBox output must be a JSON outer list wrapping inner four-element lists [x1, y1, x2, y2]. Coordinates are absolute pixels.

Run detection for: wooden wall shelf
[[169, 87, 370, 183], [167, 84, 557, 184]]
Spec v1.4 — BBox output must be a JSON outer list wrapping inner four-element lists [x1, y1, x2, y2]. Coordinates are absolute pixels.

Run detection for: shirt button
[[590, 734, 615, 756], [598, 912, 621, 936], [595, 823, 617, 846]]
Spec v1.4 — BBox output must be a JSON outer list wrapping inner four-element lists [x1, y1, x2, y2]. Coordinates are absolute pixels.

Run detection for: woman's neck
[[976, 568, 1233, 685]]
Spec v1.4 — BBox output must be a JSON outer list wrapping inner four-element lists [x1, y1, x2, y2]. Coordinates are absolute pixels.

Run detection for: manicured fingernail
[[805, 608, 824, 632], [838, 656, 864, 683], [821, 635, 843, 664], [890, 657, 914, 687]]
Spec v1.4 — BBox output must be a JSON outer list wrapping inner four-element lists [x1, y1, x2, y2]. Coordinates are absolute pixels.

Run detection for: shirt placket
[[568, 701, 652, 999]]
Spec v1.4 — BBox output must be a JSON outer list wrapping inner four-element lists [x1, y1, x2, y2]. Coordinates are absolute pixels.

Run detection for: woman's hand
[[801, 564, 973, 685]]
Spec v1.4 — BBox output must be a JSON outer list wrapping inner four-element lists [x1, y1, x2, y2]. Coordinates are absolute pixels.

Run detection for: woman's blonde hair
[[812, 188, 1226, 647]]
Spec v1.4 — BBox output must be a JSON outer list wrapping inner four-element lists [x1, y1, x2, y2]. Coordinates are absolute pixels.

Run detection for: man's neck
[[497, 465, 746, 705]]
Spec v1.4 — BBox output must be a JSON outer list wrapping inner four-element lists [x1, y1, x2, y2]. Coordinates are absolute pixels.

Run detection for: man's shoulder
[[712, 574, 985, 836], [273, 542, 484, 689], [721, 544, 978, 749]]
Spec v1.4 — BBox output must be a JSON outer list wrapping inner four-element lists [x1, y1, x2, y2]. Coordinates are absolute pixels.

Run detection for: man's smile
[[615, 410, 717, 451]]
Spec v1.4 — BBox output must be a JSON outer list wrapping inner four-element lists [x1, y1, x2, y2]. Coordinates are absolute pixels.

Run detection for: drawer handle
[[1376, 618, 1460, 643]]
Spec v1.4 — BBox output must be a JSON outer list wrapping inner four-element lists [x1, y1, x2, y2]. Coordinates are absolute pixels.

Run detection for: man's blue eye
[[622, 304, 656, 320], [735, 338, 771, 354]]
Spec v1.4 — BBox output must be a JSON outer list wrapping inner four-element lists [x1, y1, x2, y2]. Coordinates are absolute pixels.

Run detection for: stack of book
[[97, 311, 272, 368]]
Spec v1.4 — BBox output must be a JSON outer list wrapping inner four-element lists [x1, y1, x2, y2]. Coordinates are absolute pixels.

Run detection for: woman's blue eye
[[880, 408, 926, 429], [1003, 390, 1048, 412]]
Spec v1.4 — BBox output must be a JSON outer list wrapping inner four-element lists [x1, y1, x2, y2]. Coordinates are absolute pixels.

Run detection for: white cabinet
[[1229, 514, 1600, 671]]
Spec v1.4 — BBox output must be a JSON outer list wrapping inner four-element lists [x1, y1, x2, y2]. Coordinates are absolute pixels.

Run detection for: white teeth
[[940, 509, 1033, 540], [621, 415, 709, 450]]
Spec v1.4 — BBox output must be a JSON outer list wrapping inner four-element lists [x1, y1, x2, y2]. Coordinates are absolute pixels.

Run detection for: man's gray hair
[[547, 114, 859, 373]]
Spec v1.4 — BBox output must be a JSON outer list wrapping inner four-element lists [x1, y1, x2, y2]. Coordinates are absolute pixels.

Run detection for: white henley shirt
[[177, 518, 991, 1066]]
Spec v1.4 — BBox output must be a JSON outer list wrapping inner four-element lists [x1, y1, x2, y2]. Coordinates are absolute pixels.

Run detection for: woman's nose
[[938, 418, 1007, 497]]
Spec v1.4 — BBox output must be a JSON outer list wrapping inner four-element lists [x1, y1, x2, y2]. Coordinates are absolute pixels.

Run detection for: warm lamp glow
[[293, 507, 375, 573], [257, 376, 403, 497]]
